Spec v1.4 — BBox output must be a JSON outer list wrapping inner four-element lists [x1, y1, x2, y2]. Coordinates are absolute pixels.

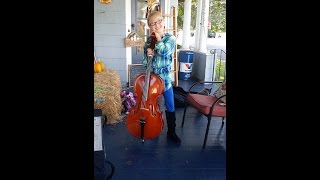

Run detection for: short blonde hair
[[147, 11, 163, 25]]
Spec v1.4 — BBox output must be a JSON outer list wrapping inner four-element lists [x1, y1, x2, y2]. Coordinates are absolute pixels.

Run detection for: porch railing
[[210, 49, 226, 81]]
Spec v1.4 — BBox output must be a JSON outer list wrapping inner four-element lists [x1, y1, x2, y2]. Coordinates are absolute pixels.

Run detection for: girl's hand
[[147, 48, 154, 57], [152, 32, 162, 42]]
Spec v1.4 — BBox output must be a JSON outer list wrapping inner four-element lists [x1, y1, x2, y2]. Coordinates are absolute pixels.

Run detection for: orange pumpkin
[[94, 62, 102, 73], [98, 60, 105, 71]]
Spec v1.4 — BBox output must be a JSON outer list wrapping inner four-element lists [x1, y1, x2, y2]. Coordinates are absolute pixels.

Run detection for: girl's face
[[148, 15, 164, 36]]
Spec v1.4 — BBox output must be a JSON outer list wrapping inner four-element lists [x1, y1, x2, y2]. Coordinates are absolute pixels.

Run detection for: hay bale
[[94, 69, 122, 124]]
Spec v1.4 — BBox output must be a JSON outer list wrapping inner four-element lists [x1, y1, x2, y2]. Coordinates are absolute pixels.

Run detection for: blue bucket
[[178, 50, 194, 80]]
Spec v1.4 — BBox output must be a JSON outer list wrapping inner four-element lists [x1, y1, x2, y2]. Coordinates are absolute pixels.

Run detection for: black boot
[[165, 111, 181, 144]]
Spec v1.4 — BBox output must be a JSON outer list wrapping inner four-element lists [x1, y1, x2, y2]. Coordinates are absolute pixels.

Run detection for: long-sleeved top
[[142, 33, 176, 91]]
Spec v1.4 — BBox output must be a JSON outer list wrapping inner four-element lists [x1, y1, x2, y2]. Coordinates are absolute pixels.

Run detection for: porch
[[101, 78, 226, 180]]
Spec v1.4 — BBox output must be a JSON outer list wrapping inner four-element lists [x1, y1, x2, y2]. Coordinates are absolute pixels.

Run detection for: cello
[[126, 32, 164, 142]]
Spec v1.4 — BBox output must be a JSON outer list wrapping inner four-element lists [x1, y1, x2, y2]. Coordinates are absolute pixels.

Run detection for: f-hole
[[149, 104, 156, 116]]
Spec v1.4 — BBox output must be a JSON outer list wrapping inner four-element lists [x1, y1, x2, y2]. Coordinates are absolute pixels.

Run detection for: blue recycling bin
[[178, 50, 194, 80]]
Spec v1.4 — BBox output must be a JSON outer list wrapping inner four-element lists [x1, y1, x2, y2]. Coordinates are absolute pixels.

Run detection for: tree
[[178, 0, 226, 32], [209, 0, 226, 32]]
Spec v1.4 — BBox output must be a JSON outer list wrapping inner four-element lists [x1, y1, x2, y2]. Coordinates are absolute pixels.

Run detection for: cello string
[[142, 55, 152, 102]]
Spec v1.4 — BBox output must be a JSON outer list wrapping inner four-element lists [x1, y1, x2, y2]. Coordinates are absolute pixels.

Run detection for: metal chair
[[181, 81, 226, 149]]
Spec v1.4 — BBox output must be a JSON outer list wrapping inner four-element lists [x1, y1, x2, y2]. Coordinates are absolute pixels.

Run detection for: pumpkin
[[98, 60, 105, 71], [94, 62, 102, 73]]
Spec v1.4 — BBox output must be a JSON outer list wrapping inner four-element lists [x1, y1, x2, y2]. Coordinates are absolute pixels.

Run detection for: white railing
[[210, 49, 226, 81]]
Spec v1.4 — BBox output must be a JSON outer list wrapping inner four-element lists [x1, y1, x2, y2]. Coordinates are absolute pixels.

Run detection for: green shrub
[[215, 59, 226, 81]]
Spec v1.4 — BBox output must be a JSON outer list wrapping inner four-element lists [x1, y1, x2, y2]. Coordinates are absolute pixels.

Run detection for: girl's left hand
[[147, 48, 154, 57]]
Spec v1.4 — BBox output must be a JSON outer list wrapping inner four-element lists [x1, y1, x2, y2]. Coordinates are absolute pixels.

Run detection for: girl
[[142, 11, 181, 144]]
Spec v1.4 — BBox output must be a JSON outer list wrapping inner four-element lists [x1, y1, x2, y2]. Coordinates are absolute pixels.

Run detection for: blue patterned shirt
[[142, 33, 176, 91]]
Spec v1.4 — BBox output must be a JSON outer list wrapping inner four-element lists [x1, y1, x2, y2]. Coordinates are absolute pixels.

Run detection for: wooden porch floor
[[102, 78, 226, 180]]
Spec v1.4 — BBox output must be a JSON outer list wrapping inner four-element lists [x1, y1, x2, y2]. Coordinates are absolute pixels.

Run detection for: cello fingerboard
[[142, 55, 152, 102], [142, 32, 156, 102]]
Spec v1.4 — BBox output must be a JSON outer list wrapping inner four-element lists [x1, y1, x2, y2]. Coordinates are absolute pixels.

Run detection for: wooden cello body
[[126, 32, 164, 141]]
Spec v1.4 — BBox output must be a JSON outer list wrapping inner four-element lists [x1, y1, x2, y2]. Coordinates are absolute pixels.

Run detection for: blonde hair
[[147, 11, 163, 25]]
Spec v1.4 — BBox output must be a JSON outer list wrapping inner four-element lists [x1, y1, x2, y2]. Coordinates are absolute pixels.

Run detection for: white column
[[182, 0, 192, 50], [194, 0, 202, 51], [125, 0, 132, 84], [198, 0, 210, 53]]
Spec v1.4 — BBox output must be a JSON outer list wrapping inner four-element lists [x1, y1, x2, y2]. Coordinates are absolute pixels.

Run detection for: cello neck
[[142, 32, 157, 102]]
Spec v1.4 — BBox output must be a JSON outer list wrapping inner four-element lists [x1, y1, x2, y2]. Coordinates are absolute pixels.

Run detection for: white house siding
[[94, 0, 132, 86]]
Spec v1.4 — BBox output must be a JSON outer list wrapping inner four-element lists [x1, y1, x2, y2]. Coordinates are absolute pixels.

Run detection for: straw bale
[[94, 69, 122, 124]]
